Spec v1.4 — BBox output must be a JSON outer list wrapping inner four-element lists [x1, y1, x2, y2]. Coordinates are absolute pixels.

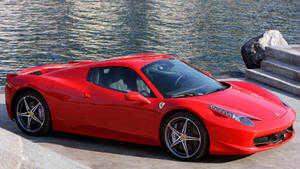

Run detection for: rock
[[241, 30, 289, 69], [241, 34, 264, 69], [259, 30, 289, 50]]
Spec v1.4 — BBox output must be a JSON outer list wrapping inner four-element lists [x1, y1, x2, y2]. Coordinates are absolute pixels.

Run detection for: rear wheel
[[161, 112, 209, 160], [15, 91, 51, 136]]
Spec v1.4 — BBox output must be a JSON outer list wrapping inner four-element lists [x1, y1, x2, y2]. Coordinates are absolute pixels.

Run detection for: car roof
[[92, 53, 176, 69]]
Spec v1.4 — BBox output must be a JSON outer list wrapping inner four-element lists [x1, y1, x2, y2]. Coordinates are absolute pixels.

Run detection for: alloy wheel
[[16, 95, 45, 133], [164, 116, 202, 159]]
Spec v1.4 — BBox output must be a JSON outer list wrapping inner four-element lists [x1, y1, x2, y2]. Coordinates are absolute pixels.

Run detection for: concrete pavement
[[0, 78, 299, 169], [0, 127, 91, 169], [0, 103, 91, 168]]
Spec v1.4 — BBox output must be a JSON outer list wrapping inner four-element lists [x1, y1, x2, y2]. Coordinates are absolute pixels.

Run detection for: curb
[[0, 128, 91, 169]]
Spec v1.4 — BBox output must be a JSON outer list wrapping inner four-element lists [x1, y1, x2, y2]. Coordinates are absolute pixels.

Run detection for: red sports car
[[5, 53, 295, 160]]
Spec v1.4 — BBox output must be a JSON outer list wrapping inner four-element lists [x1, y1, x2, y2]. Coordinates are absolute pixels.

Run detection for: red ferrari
[[5, 53, 295, 160]]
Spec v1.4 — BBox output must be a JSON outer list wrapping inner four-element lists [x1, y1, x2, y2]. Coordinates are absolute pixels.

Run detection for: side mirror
[[124, 92, 151, 104], [203, 71, 213, 77]]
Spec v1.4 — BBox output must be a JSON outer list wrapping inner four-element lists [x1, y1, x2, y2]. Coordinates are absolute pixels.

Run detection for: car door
[[84, 66, 161, 143]]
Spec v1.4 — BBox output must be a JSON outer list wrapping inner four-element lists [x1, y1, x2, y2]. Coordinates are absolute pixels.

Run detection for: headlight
[[208, 105, 256, 126]]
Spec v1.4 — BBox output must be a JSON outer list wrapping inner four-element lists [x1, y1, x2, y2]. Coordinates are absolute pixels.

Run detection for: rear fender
[[6, 75, 52, 119]]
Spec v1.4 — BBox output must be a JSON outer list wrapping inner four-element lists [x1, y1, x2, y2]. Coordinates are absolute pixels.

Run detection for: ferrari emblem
[[159, 102, 165, 109]]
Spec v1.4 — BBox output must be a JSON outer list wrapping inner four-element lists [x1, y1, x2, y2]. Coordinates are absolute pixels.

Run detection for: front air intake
[[254, 125, 294, 147]]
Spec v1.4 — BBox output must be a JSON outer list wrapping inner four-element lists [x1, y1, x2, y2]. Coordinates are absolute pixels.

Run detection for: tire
[[14, 90, 52, 136], [161, 111, 209, 161]]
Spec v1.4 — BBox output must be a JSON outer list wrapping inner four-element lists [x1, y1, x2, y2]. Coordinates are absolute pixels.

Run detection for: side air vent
[[30, 71, 42, 76]]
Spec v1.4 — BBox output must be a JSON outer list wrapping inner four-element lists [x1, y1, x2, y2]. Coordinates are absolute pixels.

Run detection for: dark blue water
[[0, 0, 300, 85]]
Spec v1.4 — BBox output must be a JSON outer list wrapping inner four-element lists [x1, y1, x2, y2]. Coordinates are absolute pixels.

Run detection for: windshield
[[141, 59, 226, 98]]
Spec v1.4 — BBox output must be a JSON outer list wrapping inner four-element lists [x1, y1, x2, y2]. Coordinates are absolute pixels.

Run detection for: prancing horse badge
[[159, 102, 165, 109]]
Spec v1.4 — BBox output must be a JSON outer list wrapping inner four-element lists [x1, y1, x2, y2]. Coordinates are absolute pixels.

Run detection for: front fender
[[155, 99, 214, 144], [225, 81, 282, 105]]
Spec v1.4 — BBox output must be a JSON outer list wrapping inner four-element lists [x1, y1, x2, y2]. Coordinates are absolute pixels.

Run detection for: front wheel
[[161, 112, 209, 160], [15, 90, 52, 136]]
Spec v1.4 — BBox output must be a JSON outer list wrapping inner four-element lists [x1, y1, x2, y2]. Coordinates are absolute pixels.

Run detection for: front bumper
[[207, 108, 296, 155], [254, 125, 294, 147]]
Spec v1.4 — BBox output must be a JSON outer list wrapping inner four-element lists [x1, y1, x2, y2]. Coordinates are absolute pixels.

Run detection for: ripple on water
[[0, 0, 299, 85]]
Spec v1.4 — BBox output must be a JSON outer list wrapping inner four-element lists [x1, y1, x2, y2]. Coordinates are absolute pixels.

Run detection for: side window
[[87, 67, 155, 97]]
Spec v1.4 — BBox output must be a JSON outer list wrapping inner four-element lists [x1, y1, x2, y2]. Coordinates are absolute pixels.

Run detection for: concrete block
[[261, 59, 300, 82], [246, 69, 300, 96], [0, 123, 91, 169], [265, 46, 300, 67]]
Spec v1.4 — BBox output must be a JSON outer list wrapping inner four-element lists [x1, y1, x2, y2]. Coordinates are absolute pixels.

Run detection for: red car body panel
[[5, 53, 296, 155]]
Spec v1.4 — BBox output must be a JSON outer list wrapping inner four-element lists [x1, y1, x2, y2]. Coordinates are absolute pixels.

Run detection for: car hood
[[185, 84, 287, 121]]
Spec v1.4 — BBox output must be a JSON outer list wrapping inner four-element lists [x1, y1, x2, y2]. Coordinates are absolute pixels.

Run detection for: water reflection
[[0, 0, 299, 85]]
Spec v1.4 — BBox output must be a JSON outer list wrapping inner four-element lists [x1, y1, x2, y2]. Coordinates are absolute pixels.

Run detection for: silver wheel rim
[[16, 96, 45, 133], [164, 116, 201, 159]]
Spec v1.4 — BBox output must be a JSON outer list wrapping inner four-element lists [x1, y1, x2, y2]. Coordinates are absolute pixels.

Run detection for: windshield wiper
[[206, 87, 224, 94], [170, 92, 203, 98]]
